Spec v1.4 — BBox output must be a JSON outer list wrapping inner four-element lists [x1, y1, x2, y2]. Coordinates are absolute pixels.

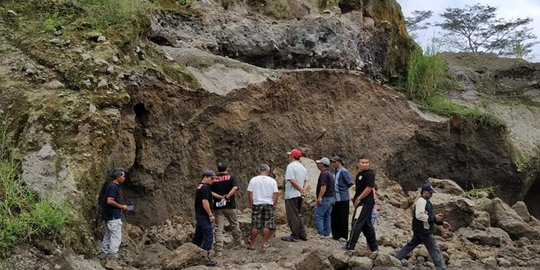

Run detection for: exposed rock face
[[480, 198, 539, 240], [385, 122, 524, 204], [430, 193, 475, 231]]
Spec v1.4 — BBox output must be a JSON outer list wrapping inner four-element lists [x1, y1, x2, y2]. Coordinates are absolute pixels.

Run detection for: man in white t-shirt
[[247, 164, 279, 250], [282, 149, 308, 242]]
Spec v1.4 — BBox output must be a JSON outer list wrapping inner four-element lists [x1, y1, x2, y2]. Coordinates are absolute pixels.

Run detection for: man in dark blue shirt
[[345, 155, 378, 258], [100, 168, 128, 259], [314, 157, 335, 238]]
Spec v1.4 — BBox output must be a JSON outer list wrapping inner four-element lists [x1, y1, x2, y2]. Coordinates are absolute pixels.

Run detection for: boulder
[[512, 201, 532, 222], [430, 193, 475, 231], [348, 256, 373, 269], [236, 262, 285, 270], [328, 250, 350, 269], [470, 210, 490, 229], [497, 257, 512, 267], [372, 252, 401, 267], [162, 243, 208, 270], [483, 198, 539, 240], [292, 249, 333, 270], [427, 178, 465, 195], [458, 227, 512, 247]]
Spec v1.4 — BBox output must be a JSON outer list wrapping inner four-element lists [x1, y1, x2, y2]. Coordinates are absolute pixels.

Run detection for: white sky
[[398, 0, 540, 62]]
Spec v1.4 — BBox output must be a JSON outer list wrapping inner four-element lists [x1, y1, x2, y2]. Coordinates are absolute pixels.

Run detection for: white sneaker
[[338, 238, 347, 242]]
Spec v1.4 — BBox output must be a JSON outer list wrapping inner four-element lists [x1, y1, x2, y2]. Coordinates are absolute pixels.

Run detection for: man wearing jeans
[[314, 157, 335, 238], [281, 149, 308, 242], [395, 184, 451, 269], [100, 168, 128, 259]]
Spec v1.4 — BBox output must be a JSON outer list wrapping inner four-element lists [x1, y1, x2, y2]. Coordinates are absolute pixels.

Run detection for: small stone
[[135, 46, 142, 53], [94, 58, 108, 66], [44, 80, 65, 89], [97, 35, 107, 42], [97, 79, 108, 88], [7, 10, 17, 16], [164, 53, 174, 61], [112, 55, 119, 63], [497, 258, 512, 267], [49, 38, 61, 45], [89, 104, 97, 113], [54, 30, 62, 36], [106, 65, 115, 74], [81, 53, 92, 61], [45, 124, 54, 131], [72, 48, 83, 54], [82, 79, 92, 88], [54, 264, 61, 270]]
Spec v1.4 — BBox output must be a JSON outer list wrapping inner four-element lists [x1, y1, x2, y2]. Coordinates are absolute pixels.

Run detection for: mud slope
[[116, 69, 422, 227]]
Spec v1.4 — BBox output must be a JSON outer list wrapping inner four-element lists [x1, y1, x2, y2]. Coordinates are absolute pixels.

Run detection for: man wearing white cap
[[314, 157, 335, 238]]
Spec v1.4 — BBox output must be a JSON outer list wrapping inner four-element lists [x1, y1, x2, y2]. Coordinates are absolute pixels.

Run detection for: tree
[[405, 10, 433, 39], [437, 3, 537, 55]]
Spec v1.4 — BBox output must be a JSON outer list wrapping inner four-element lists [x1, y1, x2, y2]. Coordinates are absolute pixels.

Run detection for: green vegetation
[[0, 122, 68, 257], [406, 49, 445, 101], [460, 186, 495, 199]]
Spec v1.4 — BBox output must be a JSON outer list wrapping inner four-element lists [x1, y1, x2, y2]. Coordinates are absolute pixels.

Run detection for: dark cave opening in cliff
[[524, 177, 540, 218], [134, 102, 149, 128]]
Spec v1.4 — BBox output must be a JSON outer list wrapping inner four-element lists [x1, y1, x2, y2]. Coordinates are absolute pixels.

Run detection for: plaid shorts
[[251, 204, 275, 230]]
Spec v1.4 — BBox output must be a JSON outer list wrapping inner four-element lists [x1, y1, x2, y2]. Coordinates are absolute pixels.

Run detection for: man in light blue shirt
[[281, 149, 308, 241], [330, 156, 353, 241]]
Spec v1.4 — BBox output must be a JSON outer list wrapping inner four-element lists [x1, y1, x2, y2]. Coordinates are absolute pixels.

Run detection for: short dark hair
[[259, 163, 270, 172], [358, 154, 369, 161], [217, 161, 228, 173], [110, 167, 125, 180]]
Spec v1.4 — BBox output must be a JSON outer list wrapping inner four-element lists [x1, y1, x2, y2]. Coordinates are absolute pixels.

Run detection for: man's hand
[[316, 198, 322, 206], [442, 221, 451, 230], [435, 213, 443, 222], [209, 215, 215, 223], [353, 198, 361, 208]]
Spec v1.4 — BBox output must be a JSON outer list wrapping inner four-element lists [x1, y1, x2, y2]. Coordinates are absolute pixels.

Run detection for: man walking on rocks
[[314, 157, 335, 238], [247, 164, 279, 249], [192, 170, 218, 267], [330, 156, 353, 241], [100, 168, 129, 259], [282, 149, 308, 242], [345, 155, 378, 257], [394, 184, 451, 269], [211, 162, 243, 256]]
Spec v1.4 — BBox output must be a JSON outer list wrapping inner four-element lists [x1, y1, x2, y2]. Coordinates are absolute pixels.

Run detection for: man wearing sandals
[[282, 149, 308, 242], [247, 164, 279, 249]]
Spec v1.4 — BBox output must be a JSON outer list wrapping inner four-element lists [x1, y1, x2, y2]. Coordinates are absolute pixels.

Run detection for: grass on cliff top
[[405, 50, 505, 130], [0, 122, 68, 258]]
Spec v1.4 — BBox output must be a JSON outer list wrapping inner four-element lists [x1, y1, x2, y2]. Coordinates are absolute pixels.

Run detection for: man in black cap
[[394, 184, 451, 269], [211, 162, 243, 256], [192, 170, 218, 267]]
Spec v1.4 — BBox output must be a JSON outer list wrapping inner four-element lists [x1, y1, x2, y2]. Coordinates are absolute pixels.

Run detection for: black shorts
[[251, 204, 275, 230]]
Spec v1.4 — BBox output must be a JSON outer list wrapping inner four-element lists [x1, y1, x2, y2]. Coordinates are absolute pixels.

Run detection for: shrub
[[406, 49, 446, 101], [77, 0, 155, 30]]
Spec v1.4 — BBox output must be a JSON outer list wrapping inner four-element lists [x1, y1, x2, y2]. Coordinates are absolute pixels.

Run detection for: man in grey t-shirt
[[281, 149, 308, 241]]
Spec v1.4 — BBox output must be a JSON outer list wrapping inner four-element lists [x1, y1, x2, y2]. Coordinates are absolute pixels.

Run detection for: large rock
[[458, 227, 512, 247], [162, 243, 208, 270], [328, 250, 350, 269], [292, 249, 333, 270], [427, 178, 465, 195], [482, 198, 539, 240], [430, 193, 475, 231], [512, 201, 532, 222], [372, 252, 401, 267], [348, 256, 373, 269]]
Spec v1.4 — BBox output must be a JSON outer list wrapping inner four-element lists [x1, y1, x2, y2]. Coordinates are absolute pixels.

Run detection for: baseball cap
[[421, 184, 436, 193], [259, 164, 270, 171], [316, 157, 330, 166], [202, 170, 218, 179], [287, 149, 302, 159], [330, 155, 342, 163]]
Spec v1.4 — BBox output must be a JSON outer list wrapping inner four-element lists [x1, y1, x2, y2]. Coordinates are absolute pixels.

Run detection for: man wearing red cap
[[281, 149, 308, 242]]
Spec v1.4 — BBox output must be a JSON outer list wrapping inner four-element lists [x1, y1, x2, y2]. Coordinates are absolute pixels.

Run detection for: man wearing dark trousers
[[394, 184, 451, 269], [281, 149, 308, 242], [330, 156, 353, 241], [345, 155, 378, 258], [192, 170, 218, 267]]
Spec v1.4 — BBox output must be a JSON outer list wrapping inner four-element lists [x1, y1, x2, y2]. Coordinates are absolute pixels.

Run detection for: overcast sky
[[398, 0, 540, 62]]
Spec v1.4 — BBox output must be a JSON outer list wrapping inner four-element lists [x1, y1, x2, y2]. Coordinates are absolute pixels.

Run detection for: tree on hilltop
[[436, 3, 537, 56]]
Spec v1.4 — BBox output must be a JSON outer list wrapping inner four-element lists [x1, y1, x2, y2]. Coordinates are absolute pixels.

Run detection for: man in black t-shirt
[[192, 170, 218, 267], [345, 155, 379, 258], [211, 162, 243, 256]]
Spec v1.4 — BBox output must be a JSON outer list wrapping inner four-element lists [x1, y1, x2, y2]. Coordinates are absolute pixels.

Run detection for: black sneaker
[[206, 260, 218, 267]]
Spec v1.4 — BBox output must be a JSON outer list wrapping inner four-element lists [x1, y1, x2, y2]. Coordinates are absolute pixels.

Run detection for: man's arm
[[288, 179, 304, 193], [317, 185, 326, 205], [273, 192, 279, 207], [248, 191, 253, 206], [414, 198, 429, 222], [202, 199, 215, 222], [107, 197, 128, 211], [343, 170, 353, 187], [211, 191, 224, 200], [224, 186, 239, 200], [353, 186, 372, 207]]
